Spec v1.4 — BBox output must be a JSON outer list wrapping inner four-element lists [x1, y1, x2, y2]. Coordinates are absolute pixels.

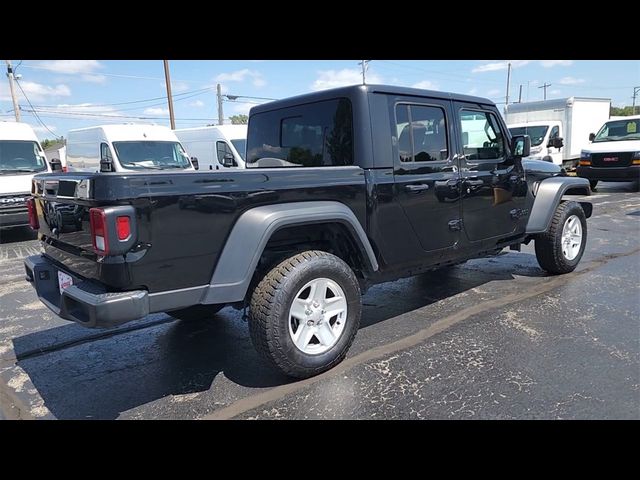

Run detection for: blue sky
[[1, 60, 638, 140]]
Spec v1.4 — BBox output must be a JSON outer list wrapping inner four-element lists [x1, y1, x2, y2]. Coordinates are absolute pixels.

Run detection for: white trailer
[[66, 124, 195, 173], [174, 125, 247, 171], [505, 97, 610, 168]]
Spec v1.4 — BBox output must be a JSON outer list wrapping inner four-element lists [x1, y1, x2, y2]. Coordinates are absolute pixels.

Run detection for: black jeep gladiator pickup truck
[[24, 85, 592, 378]]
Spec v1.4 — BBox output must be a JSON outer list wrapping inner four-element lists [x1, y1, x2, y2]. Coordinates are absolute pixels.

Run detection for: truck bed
[[32, 168, 367, 293]]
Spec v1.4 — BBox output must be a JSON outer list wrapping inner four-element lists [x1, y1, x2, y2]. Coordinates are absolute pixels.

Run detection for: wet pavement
[[0, 181, 638, 419]]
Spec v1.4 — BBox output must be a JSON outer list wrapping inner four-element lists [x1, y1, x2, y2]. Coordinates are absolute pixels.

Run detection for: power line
[[15, 81, 58, 138], [18, 63, 200, 83], [32, 86, 215, 109]]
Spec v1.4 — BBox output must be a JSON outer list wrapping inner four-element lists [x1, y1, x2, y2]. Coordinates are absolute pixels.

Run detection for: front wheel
[[249, 250, 362, 379], [534, 201, 587, 274]]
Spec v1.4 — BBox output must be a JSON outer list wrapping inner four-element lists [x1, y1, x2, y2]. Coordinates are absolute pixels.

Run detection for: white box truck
[[174, 125, 247, 170], [0, 121, 55, 229], [66, 124, 196, 173], [505, 97, 611, 168]]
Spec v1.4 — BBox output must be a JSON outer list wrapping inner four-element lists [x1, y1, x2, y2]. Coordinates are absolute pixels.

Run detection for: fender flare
[[526, 176, 592, 234], [201, 201, 378, 304]]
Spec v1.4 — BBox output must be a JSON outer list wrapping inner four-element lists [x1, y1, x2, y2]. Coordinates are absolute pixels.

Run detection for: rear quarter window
[[246, 98, 353, 168]]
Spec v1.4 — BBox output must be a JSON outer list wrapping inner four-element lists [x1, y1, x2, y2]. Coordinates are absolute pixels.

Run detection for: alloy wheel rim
[[561, 214, 582, 261], [288, 278, 348, 355]]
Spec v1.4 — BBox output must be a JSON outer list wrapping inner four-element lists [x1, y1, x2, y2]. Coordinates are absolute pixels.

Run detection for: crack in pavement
[[201, 246, 640, 420]]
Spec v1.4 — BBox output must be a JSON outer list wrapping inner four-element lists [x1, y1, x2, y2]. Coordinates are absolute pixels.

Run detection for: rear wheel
[[535, 201, 587, 274], [249, 250, 361, 379], [589, 180, 598, 191], [167, 304, 225, 321]]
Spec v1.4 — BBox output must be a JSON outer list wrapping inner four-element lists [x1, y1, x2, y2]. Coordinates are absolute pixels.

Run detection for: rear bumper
[[0, 208, 28, 228], [577, 165, 640, 182], [24, 255, 149, 328]]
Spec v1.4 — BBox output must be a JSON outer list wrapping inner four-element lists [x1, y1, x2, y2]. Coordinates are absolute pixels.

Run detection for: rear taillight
[[89, 208, 109, 255], [116, 216, 131, 240], [27, 198, 39, 230]]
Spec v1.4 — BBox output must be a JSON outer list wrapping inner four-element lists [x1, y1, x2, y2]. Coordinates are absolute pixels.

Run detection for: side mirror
[[222, 153, 235, 168], [99, 158, 113, 172], [191, 156, 199, 170], [50, 158, 63, 172], [511, 135, 531, 158], [548, 137, 564, 149], [589, 133, 596, 142]]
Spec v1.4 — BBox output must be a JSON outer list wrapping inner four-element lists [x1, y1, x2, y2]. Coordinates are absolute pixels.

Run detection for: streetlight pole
[[163, 60, 176, 129], [5, 60, 21, 122]]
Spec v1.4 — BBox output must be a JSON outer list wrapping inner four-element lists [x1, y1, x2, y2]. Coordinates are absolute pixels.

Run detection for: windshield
[[593, 119, 640, 142], [230, 139, 247, 161], [508, 126, 549, 147], [112, 141, 191, 170], [0, 140, 47, 173]]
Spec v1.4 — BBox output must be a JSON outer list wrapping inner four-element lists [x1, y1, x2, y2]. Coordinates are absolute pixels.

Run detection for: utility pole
[[505, 62, 511, 106], [163, 60, 176, 129], [518, 84, 523, 103], [358, 60, 370, 85], [538, 82, 552, 101], [5, 60, 21, 122], [632, 86, 640, 115], [217, 83, 224, 125]]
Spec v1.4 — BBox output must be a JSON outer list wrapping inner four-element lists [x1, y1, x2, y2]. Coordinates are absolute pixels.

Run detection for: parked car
[[0, 121, 58, 230], [174, 125, 247, 170], [66, 124, 196, 173], [24, 85, 592, 378], [577, 115, 640, 190]]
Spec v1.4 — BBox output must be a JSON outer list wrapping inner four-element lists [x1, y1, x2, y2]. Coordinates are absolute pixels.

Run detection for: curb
[[0, 364, 55, 420]]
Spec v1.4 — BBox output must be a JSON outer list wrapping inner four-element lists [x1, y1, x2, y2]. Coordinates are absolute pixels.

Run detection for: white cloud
[[189, 100, 205, 108], [158, 81, 189, 93], [215, 69, 266, 88], [558, 76, 585, 85], [32, 124, 57, 134], [143, 107, 169, 116], [486, 89, 501, 98], [540, 60, 573, 68], [467, 88, 479, 95], [0, 81, 71, 102], [230, 103, 253, 116], [472, 60, 530, 73], [549, 89, 562, 95], [38, 60, 103, 74], [311, 69, 382, 91], [411, 80, 439, 90], [40, 103, 124, 119], [81, 74, 107, 84]]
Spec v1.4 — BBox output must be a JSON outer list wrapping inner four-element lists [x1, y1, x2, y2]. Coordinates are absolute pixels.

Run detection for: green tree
[[230, 114, 248, 125], [610, 106, 636, 116]]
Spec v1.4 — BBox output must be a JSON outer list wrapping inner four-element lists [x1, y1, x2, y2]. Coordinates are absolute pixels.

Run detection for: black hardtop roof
[[250, 84, 495, 114]]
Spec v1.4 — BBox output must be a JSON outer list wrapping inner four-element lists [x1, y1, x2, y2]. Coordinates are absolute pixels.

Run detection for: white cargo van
[[0, 122, 53, 229], [505, 97, 611, 168], [66, 124, 196, 173], [174, 125, 247, 170]]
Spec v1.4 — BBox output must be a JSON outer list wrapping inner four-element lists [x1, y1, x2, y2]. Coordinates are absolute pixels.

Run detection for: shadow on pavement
[[16, 252, 545, 419], [0, 226, 37, 245]]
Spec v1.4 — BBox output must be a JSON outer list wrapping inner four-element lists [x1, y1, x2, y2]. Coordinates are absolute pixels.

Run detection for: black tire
[[534, 201, 587, 275], [249, 250, 361, 379], [167, 304, 225, 321], [589, 180, 598, 191]]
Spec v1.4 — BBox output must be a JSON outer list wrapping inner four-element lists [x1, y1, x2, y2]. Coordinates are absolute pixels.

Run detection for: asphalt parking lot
[[0, 182, 638, 420]]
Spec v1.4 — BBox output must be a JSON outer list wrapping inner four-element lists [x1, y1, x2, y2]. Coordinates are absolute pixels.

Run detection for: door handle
[[405, 184, 430, 193]]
